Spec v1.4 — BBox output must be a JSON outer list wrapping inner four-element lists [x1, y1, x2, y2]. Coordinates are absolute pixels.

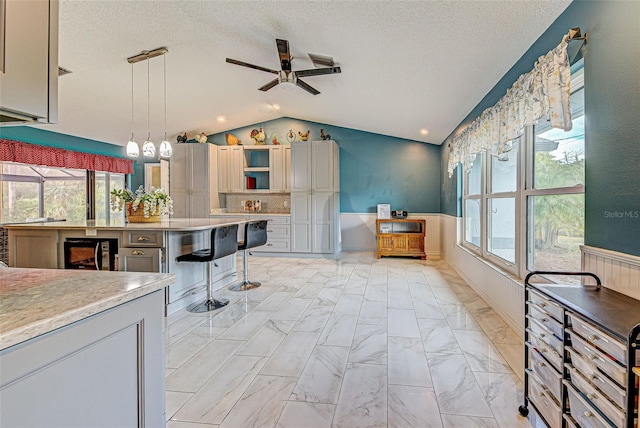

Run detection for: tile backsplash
[[225, 193, 290, 214]]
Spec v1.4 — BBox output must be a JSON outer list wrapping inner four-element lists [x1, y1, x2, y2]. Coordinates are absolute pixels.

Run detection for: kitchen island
[[4, 217, 249, 314], [0, 268, 175, 426]]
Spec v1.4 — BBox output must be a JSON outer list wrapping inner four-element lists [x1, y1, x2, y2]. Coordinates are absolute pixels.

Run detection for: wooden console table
[[376, 218, 426, 259]]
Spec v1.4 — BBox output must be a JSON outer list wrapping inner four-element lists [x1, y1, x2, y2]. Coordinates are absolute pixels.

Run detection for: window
[[0, 162, 125, 223], [462, 65, 585, 279]]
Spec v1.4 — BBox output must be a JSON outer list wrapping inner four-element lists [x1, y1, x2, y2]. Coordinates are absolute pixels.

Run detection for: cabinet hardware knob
[[137, 236, 150, 241], [267, 244, 273, 246], [588, 374, 596, 380], [587, 393, 595, 400], [540, 317, 548, 323], [539, 302, 547, 307], [588, 334, 597, 341], [584, 411, 592, 418], [267, 230, 274, 233], [132, 250, 145, 255], [539, 333, 546, 338], [587, 354, 597, 361]]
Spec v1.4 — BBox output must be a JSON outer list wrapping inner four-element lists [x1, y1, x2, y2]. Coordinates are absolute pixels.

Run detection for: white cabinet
[[217, 146, 244, 193], [170, 143, 216, 218], [291, 141, 340, 254], [0, 0, 58, 124], [0, 290, 165, 427], [7, 229, 58, 268], [218, 145, 291, 193]]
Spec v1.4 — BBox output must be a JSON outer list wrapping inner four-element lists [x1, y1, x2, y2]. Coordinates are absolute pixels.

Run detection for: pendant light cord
[[164, 54, 167, 140], [147, 59, 151, 140], [131, 63, 135, 140]]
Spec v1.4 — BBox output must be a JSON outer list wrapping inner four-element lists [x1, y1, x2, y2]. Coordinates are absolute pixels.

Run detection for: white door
[[312, 192, 333, 253], [291, 192, 311, 253], [269, 146, 284, 192], [230, 146, 245, 193], [217, 147, 230, 193], [291, 141, 311, 191], [312, 141, 335, 192]]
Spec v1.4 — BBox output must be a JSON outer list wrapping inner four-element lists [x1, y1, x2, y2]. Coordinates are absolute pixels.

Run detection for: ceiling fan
[[226, 39, 341, 95]]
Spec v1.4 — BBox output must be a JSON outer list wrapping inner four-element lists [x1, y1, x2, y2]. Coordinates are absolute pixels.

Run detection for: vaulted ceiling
[[38, 0, 571, 147]]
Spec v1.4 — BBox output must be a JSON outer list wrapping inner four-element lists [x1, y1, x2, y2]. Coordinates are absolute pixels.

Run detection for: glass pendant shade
[[159, 140, 172, 158], [126, 140, 139, 157], [143, 138, 156, 157]]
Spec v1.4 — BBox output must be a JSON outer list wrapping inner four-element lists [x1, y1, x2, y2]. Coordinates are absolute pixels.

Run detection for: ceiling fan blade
[[226, 58, 278, 74], [308, 53, 335, 68], [296, 78, 320, 95], [295, 66, 341, 78], [276, 39, 291, 71], [258, 78, 280, 92]]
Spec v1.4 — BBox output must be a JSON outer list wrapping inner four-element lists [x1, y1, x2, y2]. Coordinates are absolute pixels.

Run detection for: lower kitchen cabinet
[[0, 290, 165, 427], [7, 229, 58, 268]]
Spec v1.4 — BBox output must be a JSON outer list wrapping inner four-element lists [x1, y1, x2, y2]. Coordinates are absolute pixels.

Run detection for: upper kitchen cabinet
[[0, 0, 58, 124], [170, 143, 217, 218], [218, 145, 290, 193], [291, 141, 339, 192]]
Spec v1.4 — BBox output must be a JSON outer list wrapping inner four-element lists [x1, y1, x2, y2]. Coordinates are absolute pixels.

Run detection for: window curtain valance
[[447, 36, 573, 177], [0, 139, 134, 174]]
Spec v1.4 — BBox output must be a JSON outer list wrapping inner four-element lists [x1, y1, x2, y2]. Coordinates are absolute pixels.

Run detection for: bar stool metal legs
[[187, 261, 229, 313], [229, 249, 261, 291]]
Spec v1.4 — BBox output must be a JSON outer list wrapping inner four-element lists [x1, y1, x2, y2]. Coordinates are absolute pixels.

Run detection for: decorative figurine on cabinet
[[298, 130, 310, 141], [225, 133, 242, 145], [286, 129, 296, 143], [176, 133, 188, 143], [250, 126, 266, 144], [272, 134, 280, 145], [320, 129, 331, 140], [195, 132, 208, 144]]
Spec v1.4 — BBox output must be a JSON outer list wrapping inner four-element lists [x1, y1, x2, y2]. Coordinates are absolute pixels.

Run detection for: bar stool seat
[[229, 220, 268, 292], [176, 224, 238, 313]]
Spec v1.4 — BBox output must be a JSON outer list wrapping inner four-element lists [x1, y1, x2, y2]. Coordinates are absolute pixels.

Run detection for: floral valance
[[447, 35, 573, 177], [0, 139, 134, 174]]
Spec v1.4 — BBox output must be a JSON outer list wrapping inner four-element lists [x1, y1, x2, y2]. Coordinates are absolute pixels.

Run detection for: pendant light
[[159, 53, 172, 159], [125, 62, 139, 157], [126, 47, 170, 159], [142, 58, 156, 158]]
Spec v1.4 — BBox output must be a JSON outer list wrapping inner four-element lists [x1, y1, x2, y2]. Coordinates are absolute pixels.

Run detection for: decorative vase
[[125, 202, 160, 223]]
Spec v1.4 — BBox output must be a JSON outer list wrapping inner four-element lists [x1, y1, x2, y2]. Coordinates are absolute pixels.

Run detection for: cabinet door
[[269, 146, 284, 192], [230, 146, 245, 193], [312, 141, 335, 191], [170, 144, 190, 194], [291, 141, 311, 191], [217, 147, 230, 193], [118, 248, 161, 272], [284, 146, 292, 192], [312, 192, 333, 253], [189, 144, 210, 194], [291, 192, 311, 253], [189, 190, 210, 218], [0, 0, 55, 121], [8, 230, 58, 268]]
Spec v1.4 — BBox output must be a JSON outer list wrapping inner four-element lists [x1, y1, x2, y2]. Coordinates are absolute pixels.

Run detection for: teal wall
[[440, 1, 640, 256], [0, 126, 148, 189], [208, 117, 441, 214]]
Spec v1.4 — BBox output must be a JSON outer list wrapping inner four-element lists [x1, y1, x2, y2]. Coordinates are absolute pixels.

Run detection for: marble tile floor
[[165, 252, 548, 428]]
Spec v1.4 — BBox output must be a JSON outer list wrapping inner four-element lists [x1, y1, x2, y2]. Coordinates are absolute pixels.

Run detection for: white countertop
[[0, 268, 176, 350], [2, 217, 250, 232]]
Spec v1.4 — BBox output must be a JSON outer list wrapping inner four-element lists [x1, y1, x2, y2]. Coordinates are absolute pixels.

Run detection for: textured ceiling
[[39, 0, 571, 147]]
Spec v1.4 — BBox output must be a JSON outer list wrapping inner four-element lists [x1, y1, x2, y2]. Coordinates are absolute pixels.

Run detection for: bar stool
[[176, 224, 238, 313], [229, 220, 268, 291]]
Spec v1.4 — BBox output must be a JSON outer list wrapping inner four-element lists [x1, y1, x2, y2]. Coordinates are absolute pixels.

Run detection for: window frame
[[461, 66, 585, 279]]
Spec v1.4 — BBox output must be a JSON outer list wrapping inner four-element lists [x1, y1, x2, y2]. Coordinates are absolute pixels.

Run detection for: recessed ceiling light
[[217, 116, 226, 123], [420, 129, 429, 136], [272, 104, 280, 110]]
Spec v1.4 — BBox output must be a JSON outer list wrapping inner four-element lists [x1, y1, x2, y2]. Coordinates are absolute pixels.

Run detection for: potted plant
[[110, 186, 173, 222]]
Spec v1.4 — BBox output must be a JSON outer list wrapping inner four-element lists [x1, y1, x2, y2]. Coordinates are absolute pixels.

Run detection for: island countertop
[[0, 268, 176, 350], [1, 217, 249, 232]]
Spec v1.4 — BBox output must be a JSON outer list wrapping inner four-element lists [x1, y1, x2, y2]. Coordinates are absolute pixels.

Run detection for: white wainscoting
[[441, 215, 525, 334], [582, 245, 640, 300], [340, 213, 441, 258]]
